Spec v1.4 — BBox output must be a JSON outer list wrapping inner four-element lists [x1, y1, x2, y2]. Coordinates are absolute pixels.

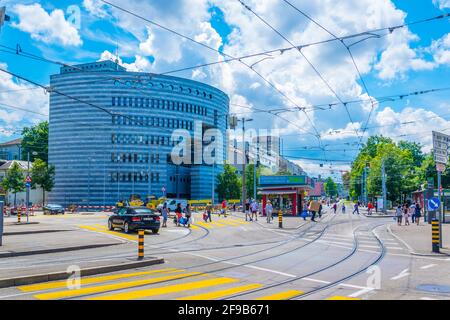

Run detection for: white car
[[157, 199, 188, 212]]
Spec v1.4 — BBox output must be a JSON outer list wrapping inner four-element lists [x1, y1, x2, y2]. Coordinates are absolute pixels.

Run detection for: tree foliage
[[324, 177, 338, 197], [30, 158, 55, 205], [21, 121, 48, 162], [216, 164, 241, 201], [1, 162, 25, 206]]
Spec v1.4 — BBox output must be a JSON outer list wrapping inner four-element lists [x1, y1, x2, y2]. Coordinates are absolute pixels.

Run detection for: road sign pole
[[438, 170, 443, 248]]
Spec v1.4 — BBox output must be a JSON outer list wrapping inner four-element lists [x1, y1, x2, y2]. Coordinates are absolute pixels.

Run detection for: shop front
[[258, 175, 314, 216]]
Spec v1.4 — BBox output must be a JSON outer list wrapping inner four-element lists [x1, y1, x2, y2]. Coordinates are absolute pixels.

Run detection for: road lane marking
[[177, 283, 262, 300], [216, 219, 242, 226], [255, 290, 304, 300], [19, 268, 182, 292], [195, 222, 213, 229], [90, 277, 240, 300], [208, 221, 226, 227], [78, 225, 137, 241], [349, 287, 375, 298], [420, 264, 437, 269], [34, 272, 203, 300], [390, 268, 410, 280], [326, 296, 361, 300]]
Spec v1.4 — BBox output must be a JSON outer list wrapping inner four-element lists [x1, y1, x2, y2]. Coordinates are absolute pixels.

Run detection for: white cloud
[[320, 122, 365, 141], [373, 106, 450, 152], [82, 0, 110, 18], [194, 22, 223, 51], [433, 0, 450, 9], [98, 50, 152, 72], [192, 69, 207, 80], [12, 3, 82, 46], [430, 33, 450, 65]]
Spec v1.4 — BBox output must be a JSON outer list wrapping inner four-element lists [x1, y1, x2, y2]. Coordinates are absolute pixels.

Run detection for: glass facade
[[48, 61, 229, 206]]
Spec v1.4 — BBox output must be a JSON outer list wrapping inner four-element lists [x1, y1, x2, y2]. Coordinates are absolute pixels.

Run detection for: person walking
[[245, 200, 251, 221], [395, 205, 403, 226], [415, 203, 422, 225], [185, 203, 192, 228], [221, 199, 228, 218], [266, 200, 273, 223], [332, 202, 337, 214], [302, 201, 308, 221], [352, 202, 360, 215], [205, 203, 212, 222], [250, 199, 258, 221], [161, 202, 168, 228], [410, 203, 416, 223], [318, 203, 323, 219], [367, 202, 374, 215], [403, 203, 410, 226], [342, 203, 346, 214]]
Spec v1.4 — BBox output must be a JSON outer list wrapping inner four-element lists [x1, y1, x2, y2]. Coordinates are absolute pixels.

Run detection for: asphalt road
[[0, 206, 449, 300]]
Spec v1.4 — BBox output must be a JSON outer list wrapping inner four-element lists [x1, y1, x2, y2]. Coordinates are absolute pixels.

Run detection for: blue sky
[[0, 0, 449, 181]]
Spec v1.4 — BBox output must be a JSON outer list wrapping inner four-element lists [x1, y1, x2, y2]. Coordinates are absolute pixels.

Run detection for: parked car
[[108, 206, 160, 234], [43, 204, 65, 215]]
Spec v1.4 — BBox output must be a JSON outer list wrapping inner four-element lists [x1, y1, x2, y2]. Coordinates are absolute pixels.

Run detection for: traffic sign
[[428, 197, 440, 211], [432, 131, 450, 165], [25, 176, 31, 183]]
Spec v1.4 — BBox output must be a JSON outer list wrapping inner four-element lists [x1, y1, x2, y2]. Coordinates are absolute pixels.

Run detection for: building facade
[[48, 61, 229, 206], [0, 138, 21, 160]]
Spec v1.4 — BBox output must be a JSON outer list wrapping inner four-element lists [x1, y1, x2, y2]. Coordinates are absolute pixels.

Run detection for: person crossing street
[[266, 200, 273, 223]]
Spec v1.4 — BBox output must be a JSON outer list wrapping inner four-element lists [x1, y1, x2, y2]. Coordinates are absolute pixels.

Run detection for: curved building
[[48, 60, 229, 206]]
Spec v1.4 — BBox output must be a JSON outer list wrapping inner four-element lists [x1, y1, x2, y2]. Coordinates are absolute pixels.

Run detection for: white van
[[157, 199, 188, 212]]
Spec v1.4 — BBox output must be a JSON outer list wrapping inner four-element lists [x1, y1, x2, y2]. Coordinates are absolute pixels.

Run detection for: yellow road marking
[[177, 283, 262, 300], [19, 268, 181, 292], [228, 218, 250, 225], [326, 296, 361, 300], [195, 222, 212, 229], [34, 272, 203, 300], [78, 225, 137, 241], [187, 224, 199, 230], [216, 219, 241, 226], [255, 290, 304, 300], [90, 277, 240, 300], [208, 221, 226, 227]]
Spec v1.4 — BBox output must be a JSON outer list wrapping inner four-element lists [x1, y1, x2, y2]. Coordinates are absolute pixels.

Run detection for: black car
[[108, 206, 160, 234], [43, 204, 65, 215]]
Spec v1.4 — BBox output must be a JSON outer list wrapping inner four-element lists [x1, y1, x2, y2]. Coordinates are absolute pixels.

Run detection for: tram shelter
[[258, 175, 314, 216]]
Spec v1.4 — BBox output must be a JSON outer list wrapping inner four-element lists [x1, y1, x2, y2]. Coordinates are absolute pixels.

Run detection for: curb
[[0, 257, 164, 288], [4, 222, 40, 226], [0, 243, 122, 259], [3, 230, 73, 236], [363, 213, 395, 218], [387, 224, 450, 257]]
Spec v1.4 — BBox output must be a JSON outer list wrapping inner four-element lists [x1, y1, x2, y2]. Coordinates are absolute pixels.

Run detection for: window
[[112, 97, 116, 106]]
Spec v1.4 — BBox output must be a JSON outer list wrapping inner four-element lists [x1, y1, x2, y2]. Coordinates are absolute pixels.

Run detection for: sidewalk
[[388, 222, 450, 256], [226, 211, 310, 230]]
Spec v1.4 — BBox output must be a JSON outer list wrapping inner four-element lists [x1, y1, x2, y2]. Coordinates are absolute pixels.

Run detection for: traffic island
[[0, 257, 164, 288], [388, 223, 450, 256]]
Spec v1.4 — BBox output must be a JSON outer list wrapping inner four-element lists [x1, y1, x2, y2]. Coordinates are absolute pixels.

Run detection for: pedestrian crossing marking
[[33, 272, 204, 300], [326, 296, 361, 300], [189, 224, 199, 230], [90, 277, 240, 300], [208, 221, 226, 227], [255, 290, 304, 300], [196, 221, 213, 228], [78, 225, 137, 241], [19, 268, 182, 293], [176, 283, 262, 300], [216, 219, 244, 226], [93, 223, 158, 235]]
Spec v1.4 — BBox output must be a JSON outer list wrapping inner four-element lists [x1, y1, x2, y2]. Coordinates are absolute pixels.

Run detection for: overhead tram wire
[[282, 0, 376, 147], [99, 0, 326, 145], [237, 0, 364, 149]]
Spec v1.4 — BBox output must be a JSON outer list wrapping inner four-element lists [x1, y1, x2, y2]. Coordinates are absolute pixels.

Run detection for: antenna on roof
[[114, 42, 119, 70]]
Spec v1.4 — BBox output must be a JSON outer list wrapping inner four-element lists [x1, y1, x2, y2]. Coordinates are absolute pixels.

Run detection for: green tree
[[274, 168, 292, 176], [30, 159, 55, 205], [21, 121, 48, 162], [216, 164, 241, 201], [1, 162, 25, 206], [245, 164, 262, 200], [324, 177, 338, 197]]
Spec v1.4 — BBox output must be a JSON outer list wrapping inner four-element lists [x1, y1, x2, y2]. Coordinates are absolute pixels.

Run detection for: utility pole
[[212, 163, 215, 205], [437, 170, 443, 248], [253, 138, 259, 201], [238, 118, 253, 212], [26, 151, 30, 223], [381, 159, 387, 214], [0, 7, 11, 33]]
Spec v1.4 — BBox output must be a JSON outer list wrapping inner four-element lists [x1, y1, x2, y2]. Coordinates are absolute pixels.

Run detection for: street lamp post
[[238, 118, 253, 213], [25, 151, 38, 223]]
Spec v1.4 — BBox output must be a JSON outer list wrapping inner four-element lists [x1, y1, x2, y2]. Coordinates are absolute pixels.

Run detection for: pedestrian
[[221, 199, 228, 218], [233, 203, 236, 212], [161, 203, 168, 227], [245, 200, 251, 221], [342, 203, 346, 214], [175, 203, 183, 226], [410, 203, 416, 223], [415, 203, 421, 226], [266, 200, 273, 223], [352, 202, 359, 215], [367, 201, 374, 215], [396, 205, 403, 226], [251, 199, 258, 221], [205, 203, 212, 222], [318, 203, 323, 218], [332, 202, 337, 214], [185, 203, 192, 228], [403, 203, 410, 226], [302, 201, 308, 221]]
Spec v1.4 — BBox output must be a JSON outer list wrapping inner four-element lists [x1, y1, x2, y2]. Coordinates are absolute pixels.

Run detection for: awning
[[258, 190, 297, 195]]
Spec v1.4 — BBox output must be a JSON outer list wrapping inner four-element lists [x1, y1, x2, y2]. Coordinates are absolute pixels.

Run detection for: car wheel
[[152, 229, 159, 234], [124, 222, 130, 234], [108, 220, 114, 231]]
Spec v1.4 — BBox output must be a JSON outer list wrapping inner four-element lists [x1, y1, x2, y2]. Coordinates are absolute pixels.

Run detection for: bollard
[[138, 230, 145, 260], [17, 208, 21, 224], [432, 219, 440, 253], [278, 210, 283, 229]]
